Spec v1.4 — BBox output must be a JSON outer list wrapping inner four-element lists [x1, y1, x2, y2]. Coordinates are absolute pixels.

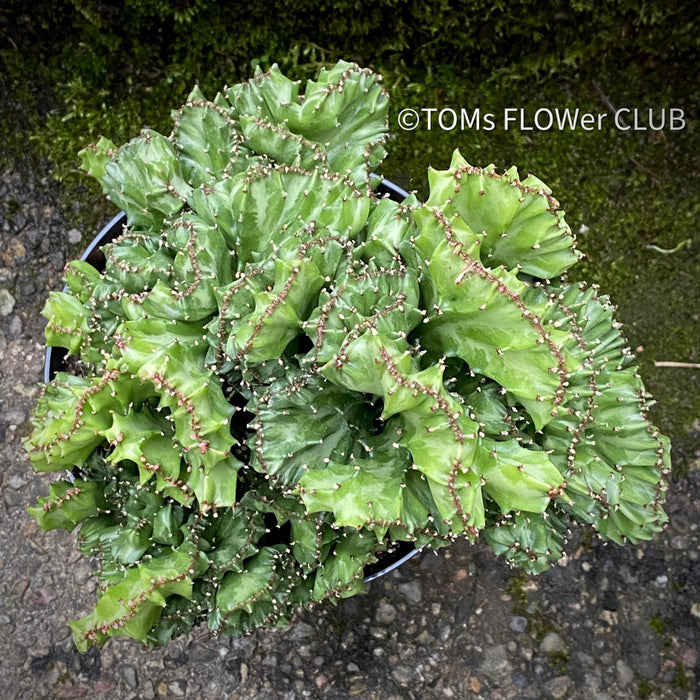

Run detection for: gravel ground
[[1, 165, 698, 700]]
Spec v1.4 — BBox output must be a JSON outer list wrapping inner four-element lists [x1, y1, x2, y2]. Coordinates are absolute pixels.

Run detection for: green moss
[[673, 661, 691, 691], [505, 571, 529, 616], [637, 678, 653, 699], [548, 650, 570, 676], [505, 572, 564, 660], [649, 613, 667, 635]]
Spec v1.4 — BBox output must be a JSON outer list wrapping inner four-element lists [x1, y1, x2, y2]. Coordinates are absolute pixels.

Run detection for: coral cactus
[[25, 60, 670, 651]]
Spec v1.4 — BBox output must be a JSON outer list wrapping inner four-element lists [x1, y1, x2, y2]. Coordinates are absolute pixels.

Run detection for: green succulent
[[25, 61, 670, 651]]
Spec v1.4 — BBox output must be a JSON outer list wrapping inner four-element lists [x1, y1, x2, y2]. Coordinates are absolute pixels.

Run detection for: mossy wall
[[0, 0, 697, 469]]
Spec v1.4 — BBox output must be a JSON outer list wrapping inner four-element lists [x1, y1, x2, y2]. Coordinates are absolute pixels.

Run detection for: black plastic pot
[[363, 539, 421, 583], [43, 210, 126, 384], [43, 178, 421, 582]]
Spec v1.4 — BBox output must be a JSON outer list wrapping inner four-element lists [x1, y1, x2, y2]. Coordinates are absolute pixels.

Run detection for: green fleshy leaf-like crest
[[27, 61, 670, 651]]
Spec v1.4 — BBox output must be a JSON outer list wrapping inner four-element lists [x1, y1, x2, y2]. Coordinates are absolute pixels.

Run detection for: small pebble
[[391, 666, 413, 684], [616, 659, 634, 688], [374, 601, 397, 625], [167, 680, 186, 697], [437, 624, 451, 643], [509, 616, 528, 633], [544, 675, 571, 699], [398, 580, 422, 603], [540, 632, 568, 655], [120, 664, 137, 689], [0, 289, 15, 316]]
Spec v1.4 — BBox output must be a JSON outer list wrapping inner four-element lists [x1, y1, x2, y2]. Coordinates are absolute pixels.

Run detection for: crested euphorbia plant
[[25, 61, 670, 651]]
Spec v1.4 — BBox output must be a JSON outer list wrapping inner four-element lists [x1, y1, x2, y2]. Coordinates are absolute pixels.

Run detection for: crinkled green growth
[[25, 61, 670, 651]]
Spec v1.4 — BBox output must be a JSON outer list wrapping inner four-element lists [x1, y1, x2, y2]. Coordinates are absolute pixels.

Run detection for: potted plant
[[25, 61, 670, 651]]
